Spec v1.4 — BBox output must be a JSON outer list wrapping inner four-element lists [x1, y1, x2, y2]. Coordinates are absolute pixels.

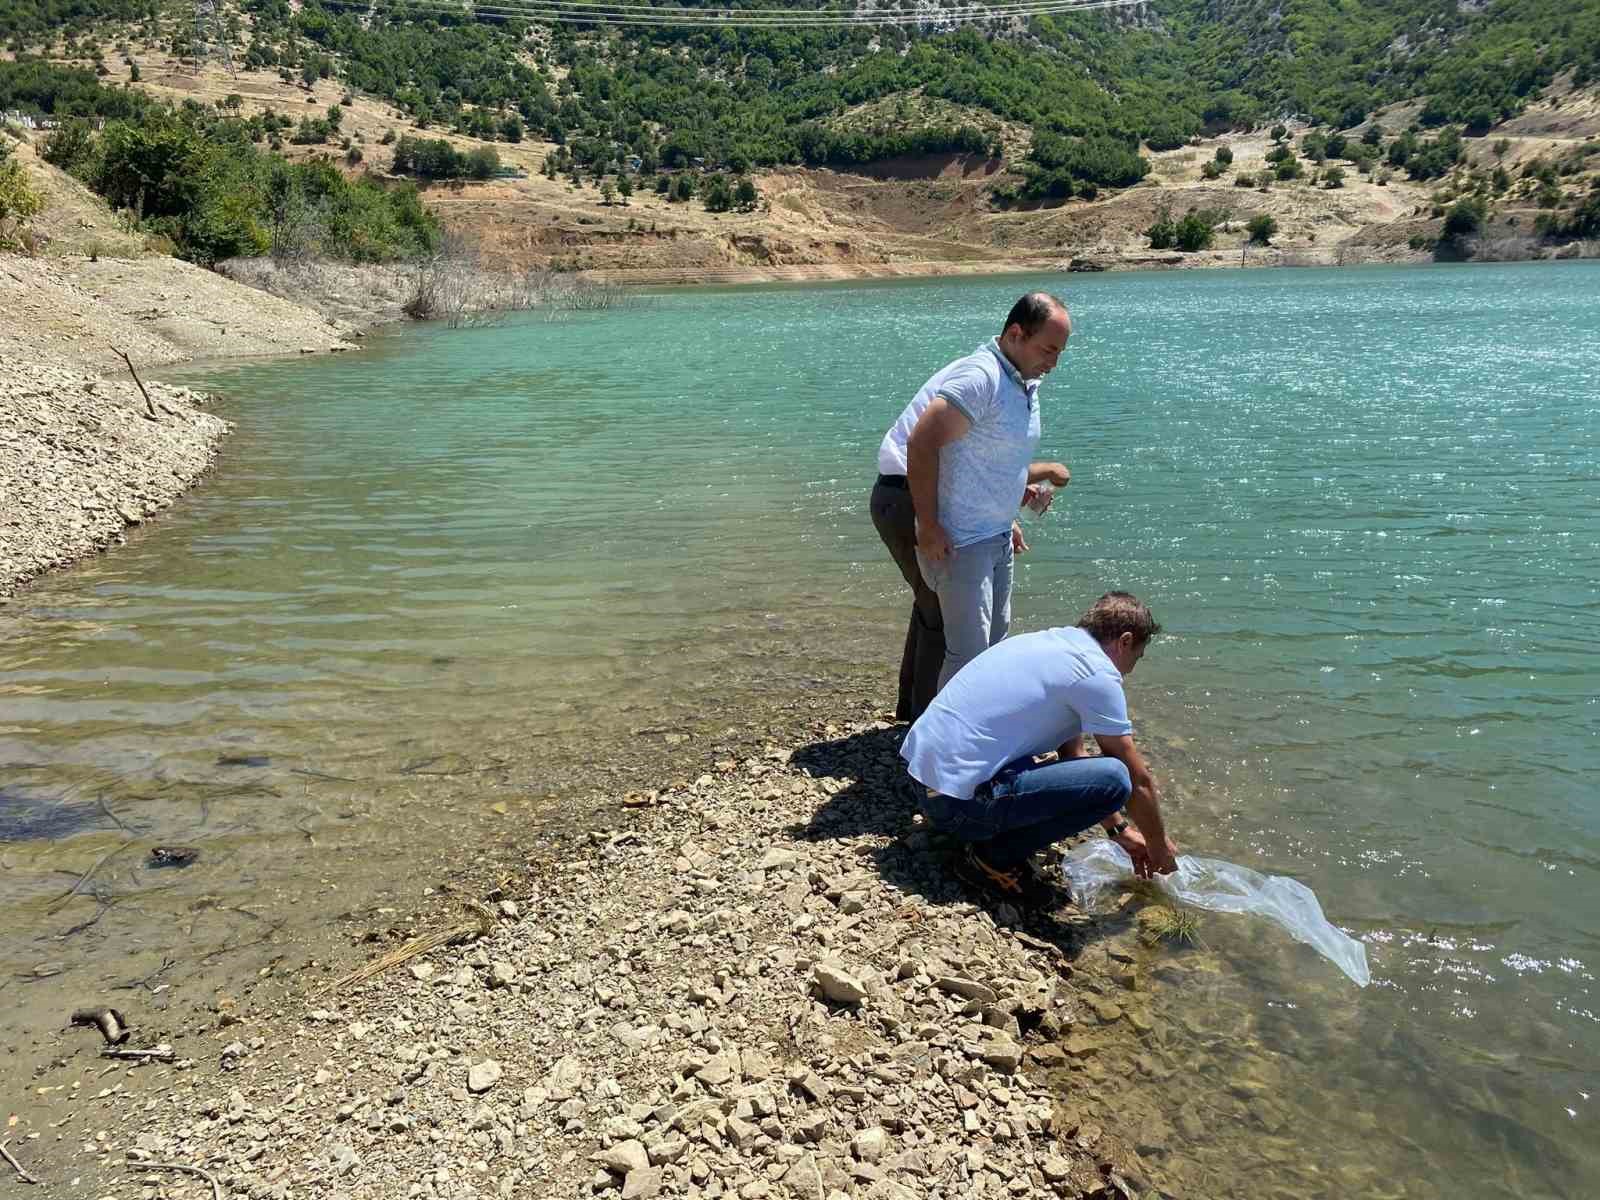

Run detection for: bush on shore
[[0, 151, 46, 250]]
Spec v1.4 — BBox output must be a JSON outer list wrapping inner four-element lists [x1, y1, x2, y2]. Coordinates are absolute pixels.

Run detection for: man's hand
[[1042, 463, 1070, 487], [1148, 834, 1180, 876], [1114, 826, 1155, 879], [1011, 520, 1028, 555], [918, 520, 953, 564], [1022, 483, 1055, 515]]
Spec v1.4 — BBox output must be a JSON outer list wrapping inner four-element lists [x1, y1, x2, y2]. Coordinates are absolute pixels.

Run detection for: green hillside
[[6, 0, 1598, 263]]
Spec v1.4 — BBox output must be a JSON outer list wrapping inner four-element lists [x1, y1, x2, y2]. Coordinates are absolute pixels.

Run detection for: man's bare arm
[[906, 396, 971, 564], [1092, 733, 1178, 873], [1027, 462, 1070, 487]]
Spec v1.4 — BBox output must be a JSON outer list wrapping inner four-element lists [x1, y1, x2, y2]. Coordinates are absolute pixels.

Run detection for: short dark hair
[[1002, 292, 1065, 338], [1077, 591, 1161, 645]]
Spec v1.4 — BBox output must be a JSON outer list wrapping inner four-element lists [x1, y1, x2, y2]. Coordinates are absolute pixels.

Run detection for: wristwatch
[[1108, 819, 1132, 839]]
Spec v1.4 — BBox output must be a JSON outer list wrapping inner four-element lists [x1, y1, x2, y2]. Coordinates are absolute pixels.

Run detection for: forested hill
[[6, 0, 1599, 187]]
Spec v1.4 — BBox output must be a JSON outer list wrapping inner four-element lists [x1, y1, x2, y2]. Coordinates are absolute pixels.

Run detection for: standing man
[[900, 591, 1179, 906], [871, 294, 1071, 719], [876, 293, 1071, 701]]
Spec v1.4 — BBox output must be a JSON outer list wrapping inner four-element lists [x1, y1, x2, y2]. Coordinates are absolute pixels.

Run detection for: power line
[[335, 0, 1148, 29]]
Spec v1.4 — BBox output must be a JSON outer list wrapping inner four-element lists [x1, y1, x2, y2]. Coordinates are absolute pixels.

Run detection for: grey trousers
[[915, 530, 1013, 690], [869, 480, 944, 722]]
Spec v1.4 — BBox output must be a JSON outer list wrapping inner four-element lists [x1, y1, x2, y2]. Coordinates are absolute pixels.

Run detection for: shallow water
[[3, 262, 1598, 1194]]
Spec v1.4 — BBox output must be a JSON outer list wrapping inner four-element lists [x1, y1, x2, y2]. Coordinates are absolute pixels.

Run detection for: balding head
[[998, 292, 1071, 379]]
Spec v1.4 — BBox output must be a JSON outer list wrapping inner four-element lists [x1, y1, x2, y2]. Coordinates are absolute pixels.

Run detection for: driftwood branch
[[48, 840, 135, 914], [101, 1045, 175, 1063], [111, 348, 159, 421], [125, 1157, 221, 1200], [320, 903, 494, 995], [1, 1141, 40, 1185]]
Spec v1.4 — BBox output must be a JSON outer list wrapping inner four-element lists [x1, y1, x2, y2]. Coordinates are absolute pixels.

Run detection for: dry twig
[[320, 902, 494, 995], [111, 348, 159, 421], [47, 840, 135, 914], [101, 1045, 175, 1063], [125, 1157, 221, 1200], [1, 1141, 40, 1184]]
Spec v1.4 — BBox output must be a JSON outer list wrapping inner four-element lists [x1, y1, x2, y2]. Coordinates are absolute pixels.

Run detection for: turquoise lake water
[[3, 261, 1598, 1196]]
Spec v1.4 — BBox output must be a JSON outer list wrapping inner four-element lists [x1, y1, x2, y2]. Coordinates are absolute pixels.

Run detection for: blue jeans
[[916, 530, 1013, 689], [921, 755, 1132, 869]]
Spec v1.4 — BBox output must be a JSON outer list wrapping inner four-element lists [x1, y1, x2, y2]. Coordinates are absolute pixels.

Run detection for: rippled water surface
[[4, 262, 1598, 1196]]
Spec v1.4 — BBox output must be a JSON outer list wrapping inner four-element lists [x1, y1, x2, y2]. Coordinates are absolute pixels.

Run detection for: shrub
[[0, 157, 44, 249], [1443, 197, 1487, 239], [670, 173, 693, 202], [42, 116, 96, 170], [1275, 158, 1303, 181], [1146, 205, 1177, 249], [465, 146, 499, 180], [1246, 213, 1277, 244], [1324, 166, 1346, 189], [735, 176, 758, 211], [702, 172, 733, 212], [1550, 190, 1600, 238], [1174, 209, 1215, 251], [1234, 172, 1255, 188], [1201, 160, 1222, 180], [1214, 145, 1233, 166]]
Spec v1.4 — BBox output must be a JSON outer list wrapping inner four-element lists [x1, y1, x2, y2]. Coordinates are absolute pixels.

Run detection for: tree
[[600, 177, 616, 205], [735, 176, 758, 211], [1271, 124, 1288, 142], [616, 174, 633, 203], [670, 173, 693, 203], [1214, 146, 1233, 166], [1246, 213, 1277, 244], [702, 172, 733, 212]]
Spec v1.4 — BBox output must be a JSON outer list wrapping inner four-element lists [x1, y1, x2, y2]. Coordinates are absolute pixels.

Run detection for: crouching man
[[899, 591, 1179, 907]]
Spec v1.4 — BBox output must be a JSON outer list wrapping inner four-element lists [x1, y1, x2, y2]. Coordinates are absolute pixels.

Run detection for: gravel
[[55, 717, 1164, 1199]]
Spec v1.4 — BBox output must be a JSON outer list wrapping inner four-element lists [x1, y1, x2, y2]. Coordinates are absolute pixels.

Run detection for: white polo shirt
[[900, 626, 1133, 800], [876, 339, 1041, 487]]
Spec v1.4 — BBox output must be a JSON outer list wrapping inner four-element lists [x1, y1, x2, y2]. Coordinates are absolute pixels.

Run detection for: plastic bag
[[1061, 840, 1371, 987]]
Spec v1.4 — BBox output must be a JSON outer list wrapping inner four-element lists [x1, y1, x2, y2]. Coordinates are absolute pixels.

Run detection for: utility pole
[[191, 0, 237, 79]]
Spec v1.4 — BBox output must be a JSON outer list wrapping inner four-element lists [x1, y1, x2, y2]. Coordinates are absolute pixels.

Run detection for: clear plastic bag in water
[[1061, 840, 1371, 987]]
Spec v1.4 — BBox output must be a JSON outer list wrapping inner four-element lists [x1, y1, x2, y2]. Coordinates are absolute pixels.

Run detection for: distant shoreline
[[577, 243, 1429, 288]]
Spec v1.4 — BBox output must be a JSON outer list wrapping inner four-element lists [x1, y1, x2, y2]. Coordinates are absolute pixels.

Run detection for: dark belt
[[876, 473, 908, 490]]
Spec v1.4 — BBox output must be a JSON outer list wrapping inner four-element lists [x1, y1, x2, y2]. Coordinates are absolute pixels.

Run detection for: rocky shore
[[26, 718, 1166, 1200], [0, 253, 365, 597]]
